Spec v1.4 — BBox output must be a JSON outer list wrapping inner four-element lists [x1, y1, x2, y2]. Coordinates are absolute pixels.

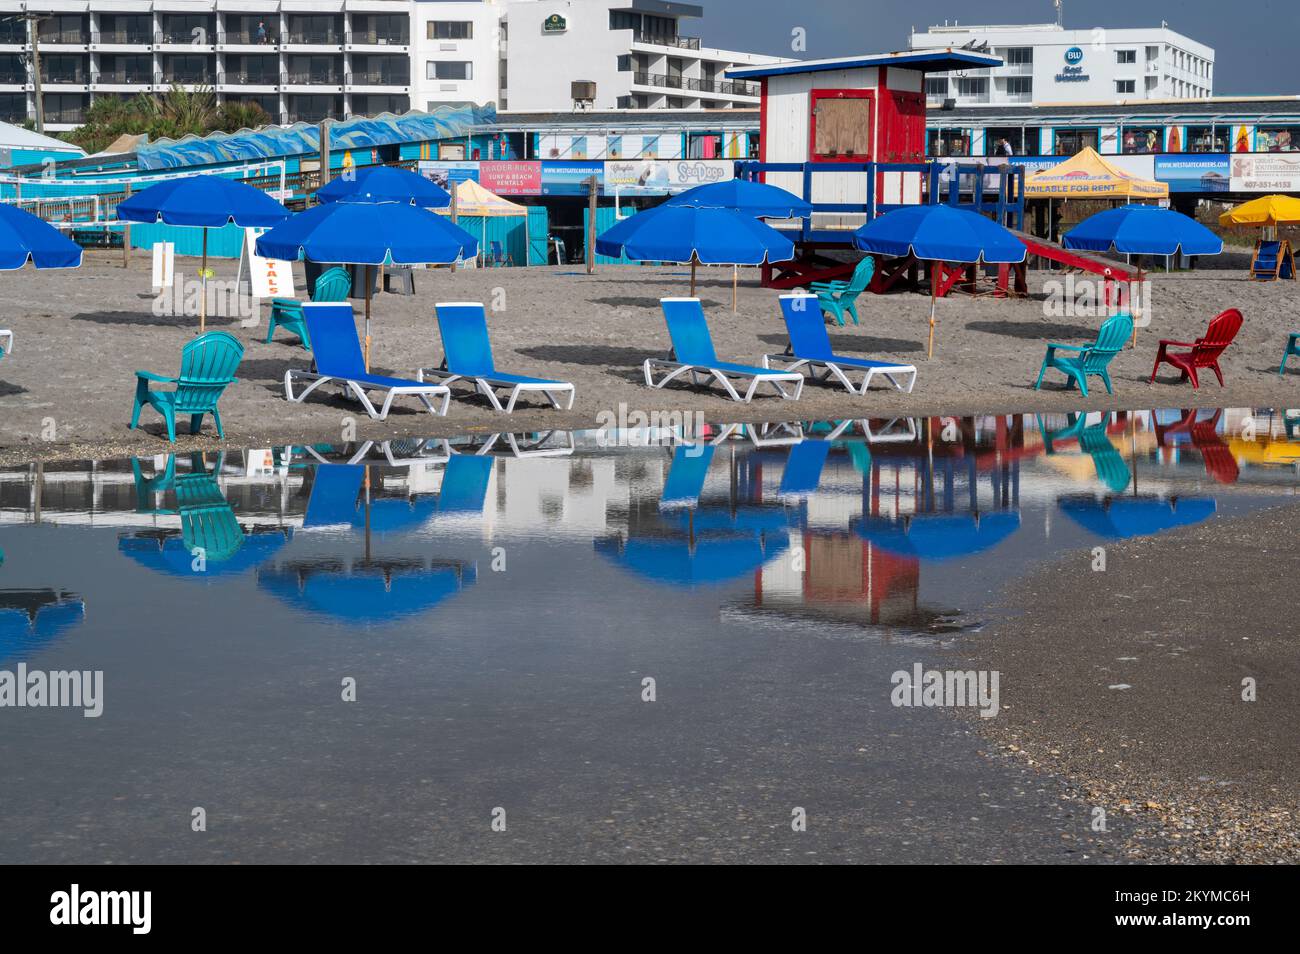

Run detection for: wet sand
[[1, 251, 1298, 464], [957, 504, 1300, 864]]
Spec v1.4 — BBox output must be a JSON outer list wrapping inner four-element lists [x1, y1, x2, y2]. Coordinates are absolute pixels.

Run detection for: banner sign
[[604, 159, 735, 196], [1229, 154, 1300, 192], [417, 160, 480, 191], [479, 160, 542, 195], [540, 160, 603, 195], [1155, 155, 1230, 192], [244, 228, 294, 300]]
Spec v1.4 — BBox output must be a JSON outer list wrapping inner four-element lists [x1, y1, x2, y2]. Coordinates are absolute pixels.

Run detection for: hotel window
[[427, 21, 472, 40], [1116, 49, 1136, 65], [1004, 47, 1032, 65], [1115, 79, 1136, 94], [925, 77, 947, 97], [1006, 76, 1032, 98], [609, 11, 640, 32], [426, 61, 472, 80]]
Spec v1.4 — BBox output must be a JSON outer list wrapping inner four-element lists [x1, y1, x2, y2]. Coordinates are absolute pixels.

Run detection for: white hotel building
[[0, 0, 779, 132], [909, 22, 1214, 108]]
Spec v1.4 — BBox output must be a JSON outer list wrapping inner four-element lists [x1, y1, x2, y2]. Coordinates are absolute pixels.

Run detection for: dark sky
[[694, 0, 1293, 97]]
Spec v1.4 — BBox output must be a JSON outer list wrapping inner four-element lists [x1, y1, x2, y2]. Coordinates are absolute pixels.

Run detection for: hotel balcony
[[91, 70, 156, 91], [155, 30, 215, 52], [282, 31, 344, 53], [216, 71, 279, 93], [281, 70, 343, 93], [155, 70, 216, 88], [0, 70, 27, 91], [218, 31, 280, 52], [90, 30, 154, 52], [346, 70, 409, 92], [344, 31, 409, 52], [40, 71, 91, 92], [631, 31, 701, 51], [37, 29, 90, 52]]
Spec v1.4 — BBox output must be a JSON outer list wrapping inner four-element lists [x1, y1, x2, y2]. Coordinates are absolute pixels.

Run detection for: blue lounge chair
[[765, 293, 916, 394], [284, 303, 451, 420], [420, 302, 575, 412], [645, 298, 804, 403], [130, 331, 244, 442], [487, 240, 512, 267], [0, 329, 11, 362], [1279, 332, 1300, 375], [809, 256, 874, 326], [266, 266, 351, 350], [1034, 312, 1133, 397], [778, 439, 832, 498], [437, 454, 494, 513]]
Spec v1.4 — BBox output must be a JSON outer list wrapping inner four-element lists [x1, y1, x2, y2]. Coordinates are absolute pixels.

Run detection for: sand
[[1, 250, 1298, 463], [957, 504, 1300, 864]]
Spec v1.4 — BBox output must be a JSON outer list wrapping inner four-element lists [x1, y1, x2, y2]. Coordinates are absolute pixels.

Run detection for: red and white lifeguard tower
[[727, 50, 1026, 286]]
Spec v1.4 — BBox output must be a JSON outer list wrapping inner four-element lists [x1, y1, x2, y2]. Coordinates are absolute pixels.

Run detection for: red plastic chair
[[1149, 308, 1242, 389]]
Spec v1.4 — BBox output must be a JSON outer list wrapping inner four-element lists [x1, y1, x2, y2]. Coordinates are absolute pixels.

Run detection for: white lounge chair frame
[[417, 367, 575, 413], [284, 369, 451, 421], [643, 357, 804, 403], [0, 330, 12, 358], [762, 352, 916, 395]]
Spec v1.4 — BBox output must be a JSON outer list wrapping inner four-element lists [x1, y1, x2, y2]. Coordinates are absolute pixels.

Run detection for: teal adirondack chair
[[1038, 414, 1130, 493], [265, 266, 351, 350], [1034, 312, 1133, 397], [809, 256, 874, 326], [131, 331, 244, 442]]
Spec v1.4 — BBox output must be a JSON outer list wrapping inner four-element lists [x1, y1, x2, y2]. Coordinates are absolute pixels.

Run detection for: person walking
[[256, 20, 268, 44]]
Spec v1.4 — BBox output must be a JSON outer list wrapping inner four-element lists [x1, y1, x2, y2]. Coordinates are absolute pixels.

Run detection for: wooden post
[[318, 119, 332, 194], [121, 182, 131, 269], [449, 185, 459, 273], [586, 174, 598, 275]]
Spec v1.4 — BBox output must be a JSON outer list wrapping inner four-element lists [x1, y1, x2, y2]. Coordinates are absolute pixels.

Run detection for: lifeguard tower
[[727, 50, 1027, 288]]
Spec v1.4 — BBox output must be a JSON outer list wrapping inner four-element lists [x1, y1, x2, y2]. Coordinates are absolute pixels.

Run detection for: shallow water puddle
[[0, 408, 1296, 862]]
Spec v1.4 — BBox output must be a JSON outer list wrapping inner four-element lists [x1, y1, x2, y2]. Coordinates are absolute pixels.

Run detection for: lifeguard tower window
[[811, 91, 872, 161]]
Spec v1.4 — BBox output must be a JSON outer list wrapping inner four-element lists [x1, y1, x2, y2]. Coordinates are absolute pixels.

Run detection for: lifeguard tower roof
[[726, 49, 1002, 79]]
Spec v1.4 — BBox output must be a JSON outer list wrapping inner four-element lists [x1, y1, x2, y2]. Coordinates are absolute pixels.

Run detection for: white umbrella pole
[[928, 265, 938, 359], [364, 264, 373, 371], [732, 264, 738, 312], [199, 227, 208, 334]]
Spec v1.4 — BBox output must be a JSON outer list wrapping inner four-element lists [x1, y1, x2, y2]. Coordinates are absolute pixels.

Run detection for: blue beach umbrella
[[667, 180, 812, 219], [315, 166, 452, 209], [854, 511, 1021, 562], [258, 561, 476, 625], [118, 529, 287, 579], [117, 174, 290, 331], [0, 590, 85, 664], [256, 200, 478, 369], [1064, 204, 1223, 257], [0, 203, 84, 270], [1057, 495, 1216, 540], [854, 205, 1027, 357], [596, 203, 795, 299], [594, 532, 787, 588]]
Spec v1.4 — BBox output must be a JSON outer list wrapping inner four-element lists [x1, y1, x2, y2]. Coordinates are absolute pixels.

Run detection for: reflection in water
[[0, 589, 84, 664], [0, 413, 1297, 637]]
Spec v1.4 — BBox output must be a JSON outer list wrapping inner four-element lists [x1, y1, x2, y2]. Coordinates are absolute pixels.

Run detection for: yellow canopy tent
[[438, 180, 528, 265], [1025, 148, 1169, 200]]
